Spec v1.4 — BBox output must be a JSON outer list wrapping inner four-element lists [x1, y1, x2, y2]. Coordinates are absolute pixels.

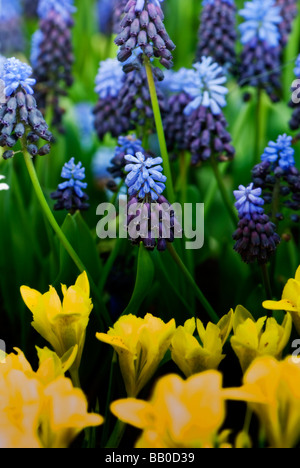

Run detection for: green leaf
[[121, 243, 155, 317], [55, 211, 103, 286]]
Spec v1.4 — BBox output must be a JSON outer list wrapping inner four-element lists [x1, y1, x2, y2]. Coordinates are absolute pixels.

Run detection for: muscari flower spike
[[233, 183, 280, 264], [238, 0, 283, 102], [115, 0, 175, 71], [93, 59, 130, 140], [50, 158, 89, 212], [239, 0, 282, 47], [2, 58, 36, 97], [125, 151, 166, 200], [252, 135, 300, 223], [182, 57, 235, 165], [97, 0, 114, 35], [276, 0, 298, 48], [261, 134, 295, 171], [0, 58, 53, 157], [124, 151, 179, 251], [160, 68, 193, 154], [32, 0, 76, 132], [0, 0, 24, 55], [183, 57, 228, 117], [37, 0, 76, 24], [196, 0, 237, 70], [108, 135, 144, 179], [94, 59, 125, 99], [24, 0, 39, 18], [118, 52, 167, 135]]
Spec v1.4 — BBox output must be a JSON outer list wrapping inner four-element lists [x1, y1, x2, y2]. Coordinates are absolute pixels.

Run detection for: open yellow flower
[[96, 313, 176, 397], [111, 370, 250, 448], [0, 348, 103, 448], [20, 272, 93, 372], [170, 311, 233, 377], [237, 356, 300, 448], [263, 266, 300, 334], [39, 377, 103, 448], [230, 305, 292, 373]]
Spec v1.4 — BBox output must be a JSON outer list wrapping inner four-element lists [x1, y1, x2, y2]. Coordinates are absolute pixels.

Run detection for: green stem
[[167, 243, 219, 323], [260, 263, 273, 303], [101, 351, 117, 447], [70, 369, 81, 389], [22, 146, 112, 327], [105, 420, 126, 449], [254, 88, 262, 166], [210, 156, 238, 227], [144, 59, 175, 204]]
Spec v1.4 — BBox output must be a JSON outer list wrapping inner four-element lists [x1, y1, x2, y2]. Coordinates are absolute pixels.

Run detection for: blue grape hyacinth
[[109, 135, 144, 179], [233, 183, 280, 264], [37, 0, 76, 24], [33, 0, 76, 131], [93, 59, 130, 140], [124, 150, 179, 251], [115, 0, 175, 71], [183, 57, 228, 116], [2, 58, 36, 97], [95, 59, 125, 99], [238, 0, 283, 102], [135, 0, 164, 12], [182, 57, 234, 165], [51, 158, 89, 212], [197, 0, 237, 69], [252, 134, 300, 224], [0, 0, 24, 55], [125, 152, 166, 200], [239, 0, 282, 47], [0, 58, 53, 156], [59, 158, 88, 197], [261, 134, 295, 171], [234, 183, 265, 219]]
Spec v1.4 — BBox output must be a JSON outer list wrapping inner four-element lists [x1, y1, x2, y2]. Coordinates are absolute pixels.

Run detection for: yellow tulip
[[20, 272, 93, 372], [230, 305, 292, 372], [263, 266, 300, 334], [0, 348, 103, 448], [170, 311, 233, 377], [238, 356, 300, 448], [96, 313, 176, 397]]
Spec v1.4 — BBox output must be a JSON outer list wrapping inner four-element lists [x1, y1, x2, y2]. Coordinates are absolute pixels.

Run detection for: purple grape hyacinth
[[233, 183, 280, 264], [0, 58, 53, 157], [51, 158, 89, 212]]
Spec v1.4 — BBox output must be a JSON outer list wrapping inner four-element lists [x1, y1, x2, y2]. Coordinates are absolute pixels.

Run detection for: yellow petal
[[233, 305, 254, 333], [263, 299, 298, 312], [218, 310, 234, 345], [20, 286, 42, 312], [282, 279, 300, 304], [74, 271, 90, 296], [110, 399, 154, 429], [295, 266, 300, 282], [95, 332, 131, 353]]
